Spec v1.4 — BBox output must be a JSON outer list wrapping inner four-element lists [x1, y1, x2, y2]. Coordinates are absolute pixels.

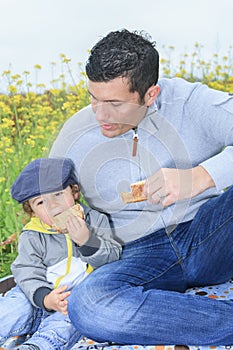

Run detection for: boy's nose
[[45, 199, 58, 212]]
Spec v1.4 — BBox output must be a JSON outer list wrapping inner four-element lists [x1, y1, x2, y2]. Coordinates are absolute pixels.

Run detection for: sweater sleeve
[[11, 231, 53, 308], [200, 146, 233, 191], [186, 85, 233, 191], [77, 207, 122, 268]]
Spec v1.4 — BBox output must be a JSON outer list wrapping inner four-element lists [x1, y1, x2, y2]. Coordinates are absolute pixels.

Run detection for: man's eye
[[37, 200, 43, 206], [110, 102, 123, 107]]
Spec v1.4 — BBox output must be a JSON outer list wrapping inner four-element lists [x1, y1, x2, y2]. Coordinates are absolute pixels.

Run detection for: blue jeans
[[68, 187, 233, 346], [0, 285, 81, 350]]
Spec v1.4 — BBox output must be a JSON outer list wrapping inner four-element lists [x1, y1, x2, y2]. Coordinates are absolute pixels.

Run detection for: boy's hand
[[43, 285, 70, 315], [66, 214, 90, 246]]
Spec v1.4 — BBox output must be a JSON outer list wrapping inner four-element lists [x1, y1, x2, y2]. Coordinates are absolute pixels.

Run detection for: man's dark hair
[[86, 29, 159, 102]]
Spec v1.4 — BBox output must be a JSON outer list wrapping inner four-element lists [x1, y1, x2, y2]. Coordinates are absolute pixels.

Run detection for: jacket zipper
[[132, 127, 138, 157]]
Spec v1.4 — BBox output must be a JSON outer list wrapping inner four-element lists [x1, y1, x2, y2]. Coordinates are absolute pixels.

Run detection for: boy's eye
[[37, 200, 44, 206], [55, 191, 63, 197]]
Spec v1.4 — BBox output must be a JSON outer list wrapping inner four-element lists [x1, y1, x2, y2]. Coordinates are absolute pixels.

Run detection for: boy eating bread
[[0, 157, 121, 350]]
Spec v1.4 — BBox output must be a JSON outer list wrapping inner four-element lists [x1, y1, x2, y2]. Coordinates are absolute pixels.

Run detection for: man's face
[[88, 77, 148, 138]]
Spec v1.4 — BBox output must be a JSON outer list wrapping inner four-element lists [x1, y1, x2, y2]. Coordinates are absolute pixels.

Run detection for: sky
[[0, 0, 233, 90]]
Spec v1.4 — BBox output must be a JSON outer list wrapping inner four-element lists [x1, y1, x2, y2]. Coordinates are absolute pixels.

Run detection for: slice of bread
[[121, 180, 147, 203], [52, 204, 84, 233]]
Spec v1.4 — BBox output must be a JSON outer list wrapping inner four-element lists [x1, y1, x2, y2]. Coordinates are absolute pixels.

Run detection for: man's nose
[[94, 102, 110, 121]]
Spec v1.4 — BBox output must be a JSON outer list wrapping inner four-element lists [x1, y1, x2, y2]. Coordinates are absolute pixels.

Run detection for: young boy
[[0, 157, 122, 350]]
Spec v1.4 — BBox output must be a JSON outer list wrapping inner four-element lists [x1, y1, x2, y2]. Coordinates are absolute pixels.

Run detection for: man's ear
[[145, 85, 160, 107]]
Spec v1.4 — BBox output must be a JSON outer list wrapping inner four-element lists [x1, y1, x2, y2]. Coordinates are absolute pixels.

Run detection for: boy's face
[[29, 186, 75, 227]]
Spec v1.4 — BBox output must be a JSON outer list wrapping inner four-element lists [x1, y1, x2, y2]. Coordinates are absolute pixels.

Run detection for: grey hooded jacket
[[11, 205, 121, 309]]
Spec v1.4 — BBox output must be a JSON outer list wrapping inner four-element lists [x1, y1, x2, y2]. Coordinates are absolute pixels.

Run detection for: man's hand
[[143, 166, 215, 207], [43, 285, 70, 315]]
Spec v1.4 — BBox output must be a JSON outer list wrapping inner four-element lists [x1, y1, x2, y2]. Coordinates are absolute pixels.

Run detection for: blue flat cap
[[11, 158, 78, 203]]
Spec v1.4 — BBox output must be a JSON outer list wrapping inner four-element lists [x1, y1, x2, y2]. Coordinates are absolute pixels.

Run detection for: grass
[[0, 45, 233, 278]]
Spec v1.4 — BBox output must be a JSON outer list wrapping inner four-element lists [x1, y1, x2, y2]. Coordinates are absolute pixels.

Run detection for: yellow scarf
[[23, 217, 92, 288]]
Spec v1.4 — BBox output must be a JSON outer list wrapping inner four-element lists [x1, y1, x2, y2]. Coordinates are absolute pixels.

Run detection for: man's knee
[[68, 268, 121, 335]]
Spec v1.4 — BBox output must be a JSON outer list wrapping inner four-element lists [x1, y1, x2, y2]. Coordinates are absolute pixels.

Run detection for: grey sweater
[[50, 77, 233, 243]]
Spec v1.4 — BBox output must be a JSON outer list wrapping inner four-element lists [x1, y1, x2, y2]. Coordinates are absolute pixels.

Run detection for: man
[[50, 29, 233, 345]]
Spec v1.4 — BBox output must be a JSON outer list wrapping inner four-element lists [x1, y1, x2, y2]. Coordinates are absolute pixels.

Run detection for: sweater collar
[[23, 217, 58, 234]]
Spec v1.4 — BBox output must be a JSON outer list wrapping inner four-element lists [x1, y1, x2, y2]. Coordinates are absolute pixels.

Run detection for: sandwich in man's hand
[[121, 180, 147, 203]]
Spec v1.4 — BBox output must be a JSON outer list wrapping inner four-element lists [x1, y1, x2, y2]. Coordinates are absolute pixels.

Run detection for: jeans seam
[[139, 259, 182, 286], [190, 214, 233, 250], [166, 231, 188, 282]]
